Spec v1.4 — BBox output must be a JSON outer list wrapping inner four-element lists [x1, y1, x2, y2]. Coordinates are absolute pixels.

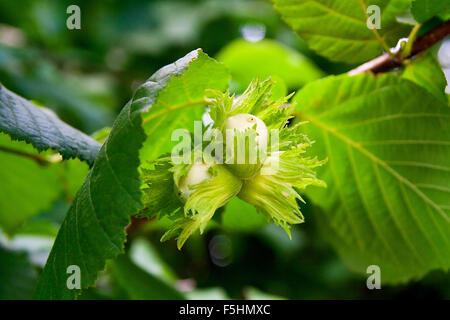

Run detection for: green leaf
[[139, 51, 230, 162], [217, 39, 323, 91], [60, 159, 90, 200], [0, 134, 61, 234], [140, 159, 183, 218], [0, 85, 101, 166], [295, 73, 450, 283], [411, 0, 450, 23], [112, 253, 186, 300], [0, 245, 38, 300], [273, 0, 412, 63], [402, 53, 448, 105], [34, 50, 230, 299]]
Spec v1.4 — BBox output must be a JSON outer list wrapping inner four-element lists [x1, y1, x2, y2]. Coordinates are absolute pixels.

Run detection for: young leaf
[[273, 0, 412, 63], [139, 159, 183, 218], [402, 52, 448, 105], [0, 85, 101, 166], [295, 73, 450, 283], [34, 50, 229, 299]]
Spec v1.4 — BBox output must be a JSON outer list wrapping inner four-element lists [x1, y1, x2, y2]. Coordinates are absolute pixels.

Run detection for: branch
[[0, 145, 52, 166], [125, 216, 153, 236], [349, 20, 450, 76]]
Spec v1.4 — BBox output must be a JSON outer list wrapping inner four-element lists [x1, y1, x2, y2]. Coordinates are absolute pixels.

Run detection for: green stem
[[403, 24, 422, 58], [356, 0, 396, 58]]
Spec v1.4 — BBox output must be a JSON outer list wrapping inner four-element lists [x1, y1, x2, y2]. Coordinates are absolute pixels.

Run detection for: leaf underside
[[0, 85, 101, 166]]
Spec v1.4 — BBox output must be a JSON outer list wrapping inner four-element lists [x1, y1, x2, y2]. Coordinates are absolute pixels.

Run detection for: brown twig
[[0, 145, 51, 166], [125, 216, 153, 236], [349, 20, 450, 75]]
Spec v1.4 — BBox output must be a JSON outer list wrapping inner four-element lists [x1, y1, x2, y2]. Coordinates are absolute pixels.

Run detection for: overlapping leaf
[[273, 0, 412, 63], [295, 73, 450, 283], [34, 50, 229, 299], [0, 85, 101, 166], [139, 51, 230, 162], [402, 52, 448, 105]]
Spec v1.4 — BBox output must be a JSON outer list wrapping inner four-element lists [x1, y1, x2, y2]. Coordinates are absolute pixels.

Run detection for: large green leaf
[[294, 73, 450, 283], [34, 50, 229, 299], [217, 39, 323, 92], [0, 85, 101, 166], [273, 0, 412, 63]]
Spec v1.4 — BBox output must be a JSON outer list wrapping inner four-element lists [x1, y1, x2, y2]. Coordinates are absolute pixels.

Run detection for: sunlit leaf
[[295, 73, 450, 283], [402, 52, 448, 105], [273, 0, 412, 63]]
